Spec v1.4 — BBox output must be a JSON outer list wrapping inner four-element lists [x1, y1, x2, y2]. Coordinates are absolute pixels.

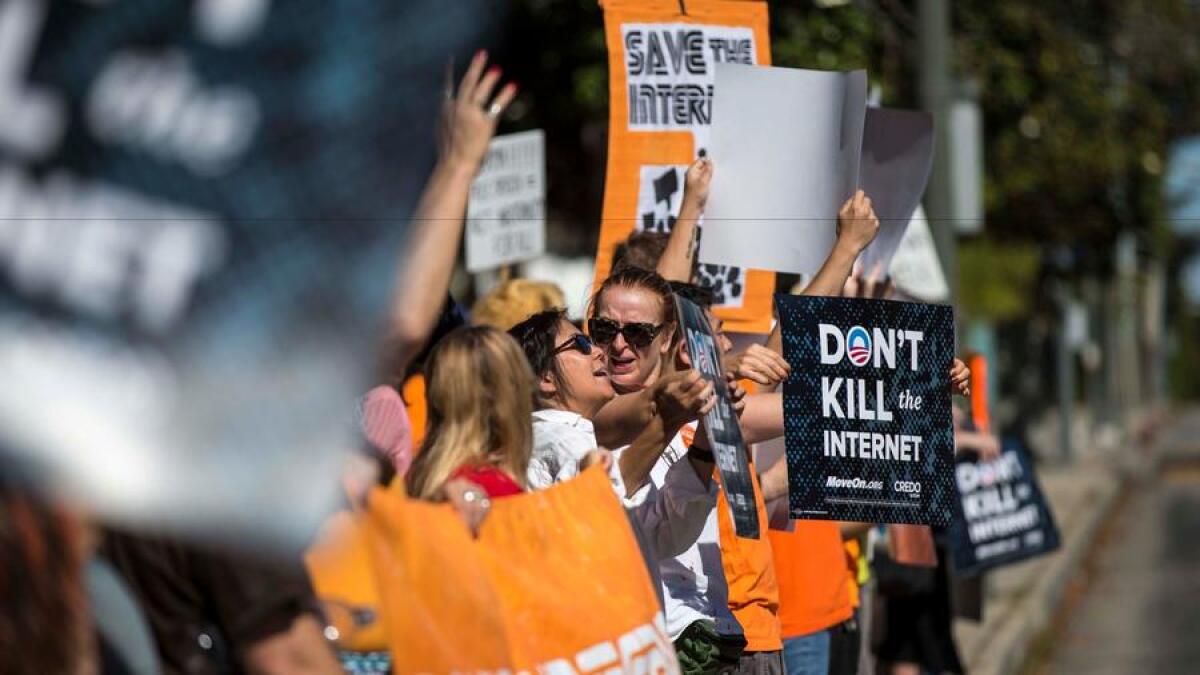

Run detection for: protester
[[366, 49, 519, 462], [405, 325, 536, 508]]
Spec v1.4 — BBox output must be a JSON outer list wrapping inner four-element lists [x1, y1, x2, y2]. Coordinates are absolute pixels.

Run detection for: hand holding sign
[[836, 190, 881, 256], [683, 157, 715, 211], [950, 358, 971, 397]]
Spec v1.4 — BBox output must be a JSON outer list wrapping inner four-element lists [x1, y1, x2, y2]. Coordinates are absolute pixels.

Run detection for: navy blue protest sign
[[675, 294, 759, 539], [948, 440, 1061, 576], [777, 294, 956, 526], [0, 1, 494, 546]]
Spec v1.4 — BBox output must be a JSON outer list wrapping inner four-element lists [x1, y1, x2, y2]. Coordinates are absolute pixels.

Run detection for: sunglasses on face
[[554, 333, 595, 356], [587, 317, 663, 349]]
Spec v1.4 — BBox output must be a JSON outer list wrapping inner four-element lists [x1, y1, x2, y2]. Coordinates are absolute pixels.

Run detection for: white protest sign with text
[[699, 63, 867, 276], [466, 129, 545, 272]]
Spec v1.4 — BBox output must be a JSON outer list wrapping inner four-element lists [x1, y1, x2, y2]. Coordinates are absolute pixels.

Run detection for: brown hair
[[611, 231, 669, 274], [589, 267, 678, 332]]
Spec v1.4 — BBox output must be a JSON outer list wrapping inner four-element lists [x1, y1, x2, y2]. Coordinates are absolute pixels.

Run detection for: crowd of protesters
[[0, 50, 998, 675]]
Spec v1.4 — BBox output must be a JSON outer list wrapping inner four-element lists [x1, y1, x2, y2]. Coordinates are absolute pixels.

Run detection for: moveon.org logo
[[825, 476, 884, 490], [846, 326, 871, 366]]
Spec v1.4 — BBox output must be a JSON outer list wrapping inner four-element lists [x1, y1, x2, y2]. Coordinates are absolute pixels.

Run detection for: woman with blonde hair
[[405, 325, 536, 508]]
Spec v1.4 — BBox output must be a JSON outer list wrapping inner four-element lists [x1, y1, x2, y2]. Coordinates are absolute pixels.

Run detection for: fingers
[[472, 65, 503, 106], [444, 58, 455, 100], [457, 49, 488, 102], [488, 82, 518, 117]]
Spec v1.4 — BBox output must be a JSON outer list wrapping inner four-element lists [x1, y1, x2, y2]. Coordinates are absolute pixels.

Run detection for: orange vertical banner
[[595, 0, 774, 333], [967, 353, 990, 432]]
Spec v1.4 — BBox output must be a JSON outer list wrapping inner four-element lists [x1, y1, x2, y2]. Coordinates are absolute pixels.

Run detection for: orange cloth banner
[[595, 0, 774, 333], [320, 467, 679, 673]]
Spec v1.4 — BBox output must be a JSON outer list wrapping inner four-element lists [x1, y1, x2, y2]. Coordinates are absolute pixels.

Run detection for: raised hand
[[682, 157, 714, 211], [439, 50, 518, 172], [842, 261, 894, 300], [836, 190, 880, 255]]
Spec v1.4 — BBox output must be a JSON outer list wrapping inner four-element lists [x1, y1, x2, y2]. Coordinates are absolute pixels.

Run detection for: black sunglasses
[[553, 333, 594, 356], [587, 317, 663, 349]]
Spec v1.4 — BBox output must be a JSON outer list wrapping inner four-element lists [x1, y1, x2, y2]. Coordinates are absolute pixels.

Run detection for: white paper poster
[[699, 63, 868, 276], [889, 205, 950, 303], [466, 130, 546, 272], [858, 108, 935, 274]]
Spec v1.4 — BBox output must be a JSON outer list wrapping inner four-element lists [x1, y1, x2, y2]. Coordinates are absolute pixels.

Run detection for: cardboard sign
[[0, 0, 488, 545], [674, 294, 759, 539], [948, 441, 1061, 576], [777, 294, 956, 526], [699, 63, 868, 276], [858, 108, 935, 274], [466, 130, 546, 272], [594, 0, 775, 334]]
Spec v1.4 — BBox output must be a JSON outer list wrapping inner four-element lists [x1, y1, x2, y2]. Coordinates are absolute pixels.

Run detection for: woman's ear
[[676, 339, 692, 370], [659, 326, 676, 357], [538, 370, 558, 400]]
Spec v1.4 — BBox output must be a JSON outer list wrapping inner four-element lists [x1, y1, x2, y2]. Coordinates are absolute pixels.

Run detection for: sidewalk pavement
[[954, 407, 1193, 675]]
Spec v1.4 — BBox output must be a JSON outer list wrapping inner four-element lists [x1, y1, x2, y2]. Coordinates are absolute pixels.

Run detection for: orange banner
[[318, 467, 678, 673], [595, 0, 774, 334]]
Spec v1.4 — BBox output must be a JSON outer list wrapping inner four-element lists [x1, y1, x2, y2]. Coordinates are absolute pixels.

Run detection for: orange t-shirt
[[844, 539, 862, 608], [769, 520, 854, 639], [715, 466, 782, 652]]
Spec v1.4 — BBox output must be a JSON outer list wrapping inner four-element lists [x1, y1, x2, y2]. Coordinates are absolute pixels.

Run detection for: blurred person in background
[[472, 278, 567, 330]]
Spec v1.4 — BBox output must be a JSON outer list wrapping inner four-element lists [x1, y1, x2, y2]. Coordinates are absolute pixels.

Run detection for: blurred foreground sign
[[466, 130, 545, 272], [0, 0, 491, 548]]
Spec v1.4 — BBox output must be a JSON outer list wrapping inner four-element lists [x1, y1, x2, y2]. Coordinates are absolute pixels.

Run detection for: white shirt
[[530, 407, 719, 556], [631, 427, 741, 641]]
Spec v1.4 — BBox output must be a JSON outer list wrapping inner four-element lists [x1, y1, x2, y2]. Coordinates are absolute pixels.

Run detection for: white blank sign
[[699, 63, 867, 276]]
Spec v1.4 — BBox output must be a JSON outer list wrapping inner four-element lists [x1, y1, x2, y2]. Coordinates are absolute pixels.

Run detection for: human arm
[[381, 52, 518, 375], [657, 157, 712, 282], [625, 446, 720, 560], [762, 190, 881, 359], [614, 370, 716, 495]]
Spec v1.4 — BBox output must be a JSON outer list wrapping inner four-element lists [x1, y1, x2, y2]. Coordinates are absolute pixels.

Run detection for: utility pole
[[918, 0, 957, 304]]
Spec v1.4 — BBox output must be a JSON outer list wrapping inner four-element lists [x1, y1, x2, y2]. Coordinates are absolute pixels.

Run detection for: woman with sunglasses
[[508, 310, 720, 565]]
